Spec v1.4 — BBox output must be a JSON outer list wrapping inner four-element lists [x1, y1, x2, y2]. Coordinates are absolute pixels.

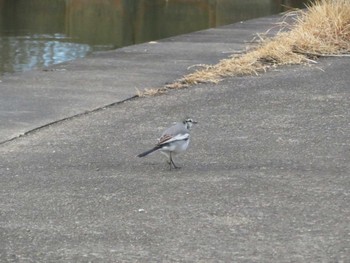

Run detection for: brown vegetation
[[139, 0, 350, 97]]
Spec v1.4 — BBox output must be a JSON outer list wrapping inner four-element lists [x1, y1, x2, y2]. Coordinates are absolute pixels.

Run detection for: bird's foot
[[166, 161, 181, 170]]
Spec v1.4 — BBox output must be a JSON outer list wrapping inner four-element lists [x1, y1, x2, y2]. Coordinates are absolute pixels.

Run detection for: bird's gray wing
[[158, 123, 189, 145]]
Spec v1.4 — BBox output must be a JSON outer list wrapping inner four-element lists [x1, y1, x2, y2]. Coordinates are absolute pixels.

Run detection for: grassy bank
[[140, 0, 350, 96]]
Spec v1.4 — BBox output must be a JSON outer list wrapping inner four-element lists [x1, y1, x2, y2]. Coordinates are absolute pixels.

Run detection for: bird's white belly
[[161, 138, 190, 154]]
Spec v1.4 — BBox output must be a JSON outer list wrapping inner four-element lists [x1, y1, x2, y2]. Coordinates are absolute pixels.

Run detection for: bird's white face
[[184, 118, 197, 129]]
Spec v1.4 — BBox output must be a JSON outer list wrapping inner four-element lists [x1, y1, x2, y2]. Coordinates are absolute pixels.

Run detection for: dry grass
[[138, 0, 350, 96]]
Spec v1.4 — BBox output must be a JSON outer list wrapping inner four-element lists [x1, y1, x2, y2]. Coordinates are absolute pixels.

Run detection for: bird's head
[[183, 117, 198, 129]]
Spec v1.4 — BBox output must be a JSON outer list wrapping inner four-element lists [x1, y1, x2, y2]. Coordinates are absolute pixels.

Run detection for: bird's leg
[[168, 152, 172, 171], [170, 152, 180, 169]]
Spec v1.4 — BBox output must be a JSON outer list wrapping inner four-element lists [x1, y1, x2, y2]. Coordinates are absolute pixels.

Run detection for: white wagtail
[[137, 118, 197, 170]]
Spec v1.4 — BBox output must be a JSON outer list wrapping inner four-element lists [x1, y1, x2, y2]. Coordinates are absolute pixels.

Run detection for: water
[[0, 0, 308, 75]]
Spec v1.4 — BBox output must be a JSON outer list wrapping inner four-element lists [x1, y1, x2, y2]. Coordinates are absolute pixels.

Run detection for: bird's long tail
[[137, 146, 161, 157]]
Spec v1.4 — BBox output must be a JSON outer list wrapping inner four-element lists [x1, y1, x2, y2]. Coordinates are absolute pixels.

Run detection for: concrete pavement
[[1, 14, 350, 262], [0, 15, 284, 144]]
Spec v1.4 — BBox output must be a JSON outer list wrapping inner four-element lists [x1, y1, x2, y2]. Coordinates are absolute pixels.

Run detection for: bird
[[137, 117, 197, 170]]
